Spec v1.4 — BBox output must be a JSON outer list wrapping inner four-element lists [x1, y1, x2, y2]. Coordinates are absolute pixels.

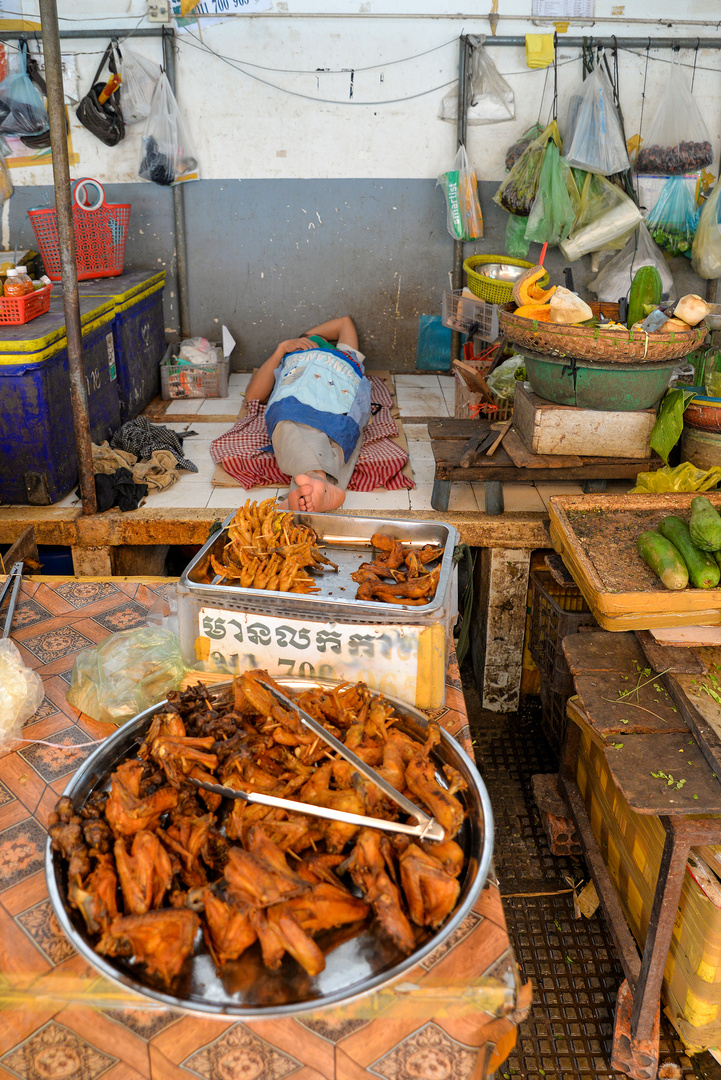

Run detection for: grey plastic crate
[[160, 342, 229, 399], [442, 290, 499, 342]]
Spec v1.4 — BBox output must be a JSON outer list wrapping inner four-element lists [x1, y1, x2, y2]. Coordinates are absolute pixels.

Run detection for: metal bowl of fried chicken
[[46, 673, 493, 1017]]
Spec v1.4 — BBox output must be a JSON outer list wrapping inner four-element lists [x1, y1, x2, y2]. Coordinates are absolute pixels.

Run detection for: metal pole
[[38, 0, 96, 515], [450, 34, 470, 368], [163, 27, 191, 339]]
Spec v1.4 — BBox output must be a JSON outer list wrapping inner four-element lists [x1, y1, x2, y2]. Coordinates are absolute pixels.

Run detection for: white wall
[[5, 0, 721, 187]]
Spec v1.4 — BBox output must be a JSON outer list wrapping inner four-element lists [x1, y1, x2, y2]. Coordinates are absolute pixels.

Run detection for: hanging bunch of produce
[[645, 175, 700, 258], [634, 60, 713, 175]]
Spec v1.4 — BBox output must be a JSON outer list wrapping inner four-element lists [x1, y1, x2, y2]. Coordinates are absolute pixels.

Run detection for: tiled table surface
[[0, 577, 531, 1080], [46, 374, 631, 515]]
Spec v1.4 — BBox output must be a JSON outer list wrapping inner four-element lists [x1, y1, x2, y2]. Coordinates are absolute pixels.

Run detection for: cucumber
[[637, 531, 689, 590], [627, 265, 663, 329], [658, 515, 720, 588], [689, 496, 721, 551]]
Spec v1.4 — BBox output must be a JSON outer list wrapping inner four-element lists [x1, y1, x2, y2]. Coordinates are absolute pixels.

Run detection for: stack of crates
[[571, 699, 721, 1052]]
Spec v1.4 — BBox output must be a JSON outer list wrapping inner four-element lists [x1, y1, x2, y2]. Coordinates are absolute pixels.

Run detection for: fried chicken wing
[[404, 755, 465, 840], [115, 831, 172, 915], [203, 888, 257, 965], [68, 854, 118, 935], [105, 761, 178, 837], [97, 909, 200, 985], [344, 829, 416, 954], [399, 843, 460, 928]]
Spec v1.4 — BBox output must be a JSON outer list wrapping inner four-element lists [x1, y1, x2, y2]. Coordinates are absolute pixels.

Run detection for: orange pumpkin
[[513, 302, 552, 321], [512, 266, 556, 307]]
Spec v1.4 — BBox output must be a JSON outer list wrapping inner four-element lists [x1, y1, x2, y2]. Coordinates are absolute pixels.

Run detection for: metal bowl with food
[[46, 676, 493, 1018]]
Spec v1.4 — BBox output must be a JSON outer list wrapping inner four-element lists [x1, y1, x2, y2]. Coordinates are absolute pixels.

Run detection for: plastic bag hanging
[[505, 214, 530, 258], [636, 61, 712, 175], [645, 175, 699, 258], [118, 44, 160, 126], [562, 64, 630, 176], [140, 72, 199, 186], [0, 46, 49, 138], [493, 120, 561, 217], [439, 39, 514, 125], [436, 144, 483, 241], [692, 181, 721, 280], [505, 123, 542, 171], [76, 40, 125, 147], [524, 141, 579, 247], [587, 222, 675, 302], [560, 172, 642, 262]]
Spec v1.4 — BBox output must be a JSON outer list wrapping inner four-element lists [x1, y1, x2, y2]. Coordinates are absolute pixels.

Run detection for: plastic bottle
[[3, 269, 25, 297], [14, 266, 33, 295]]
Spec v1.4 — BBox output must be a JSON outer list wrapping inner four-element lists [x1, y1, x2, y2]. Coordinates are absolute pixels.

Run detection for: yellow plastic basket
[[463, 254, 536, 304]]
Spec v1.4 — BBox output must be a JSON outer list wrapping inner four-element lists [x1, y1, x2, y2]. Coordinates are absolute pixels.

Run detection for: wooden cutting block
[[513, 380, 655, 458]]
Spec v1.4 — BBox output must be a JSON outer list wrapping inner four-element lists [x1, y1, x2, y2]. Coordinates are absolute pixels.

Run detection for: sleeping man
[[244, 315, 370, 513]]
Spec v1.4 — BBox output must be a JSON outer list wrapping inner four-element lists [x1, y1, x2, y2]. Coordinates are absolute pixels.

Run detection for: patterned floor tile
[[91, 601, 149, 634], [0, 777, 15, 808], [1, 1019, 117, 1080], [369, 1021, 477, 1080], [418, 910, 484, 971], [24, 696, 61, 728], [295, 1017, 370, 1044], [11, 599, 51, 631], [53, 582, 120, 608], [16, 898, 77, 966], [19, 726, 95, 783], [182, 1023, 302, 1080], [102, 1007, 183, 1041], [20, 627, 95, 666], [0, 817, 47, 892]]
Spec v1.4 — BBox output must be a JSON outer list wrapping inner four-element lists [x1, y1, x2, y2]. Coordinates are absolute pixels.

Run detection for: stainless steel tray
[[46, 678, 492, 1019], [178, 513, 459, 623]]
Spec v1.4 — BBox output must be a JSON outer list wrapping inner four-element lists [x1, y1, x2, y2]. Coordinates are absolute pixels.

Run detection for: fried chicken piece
[[344, 828, 416, 954], [68, 854, 118, 935], [105, 761, 178, 838], [421, 838, 465, 878], [161, 814, 214, 889], [399, 843, 460, 928], [370, 533, 406, 569], [82, 817, 113, 854], [203, 888, 257, 965], [224, 834, 306, 907], [279, 881, 370, 935], [150, 735, 219, 788], [97, 909, 200, 985], [404, 755, 465, 840], [115, 831, 172, 915], [252, 908, 326, 976]]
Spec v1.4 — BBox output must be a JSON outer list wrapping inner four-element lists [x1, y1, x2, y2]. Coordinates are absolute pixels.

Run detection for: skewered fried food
[[352, 535, 444, 604]]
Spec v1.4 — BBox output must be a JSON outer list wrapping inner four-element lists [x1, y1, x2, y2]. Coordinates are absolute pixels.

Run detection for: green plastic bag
[[505, 213, 530, 257], [524, 141, 579, 246], [493, 120, 561, 217]]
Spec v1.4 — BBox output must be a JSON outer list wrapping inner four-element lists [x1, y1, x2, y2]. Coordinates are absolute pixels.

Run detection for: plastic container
[[0, 297, 119, 505], [14, 266, 32, 294], [528, 569, 596, 697], [28, 178, 131, 281], [160, 341, 229, 399], [3, 269, 23, 297], [0, 283, 51, 326], [442, 290, 499, 341]]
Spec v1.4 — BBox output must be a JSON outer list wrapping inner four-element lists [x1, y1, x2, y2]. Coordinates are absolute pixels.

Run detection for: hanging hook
[[691, 38, 700, 93]]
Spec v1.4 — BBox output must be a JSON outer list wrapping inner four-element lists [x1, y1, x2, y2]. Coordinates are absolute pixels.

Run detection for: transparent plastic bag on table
[[645, 175, 699, 259], [439, 39, 514, 125], [631, 462, 721, 494], [0, 49, 49, 138], [66, 626, 190, 725], [493, 120, 561, 217], [587, 222, 675, 302], [0, 639, 44, 753], [524, 141, 579, 247], [692, 181, 721, 280], [505, 213, 530, 257], [560, 172, 642, 262], [139, 72, 199, 186], [505, 123, 542, 171], [562, 64, 630, 176], [436, 144, 483, 241], [635, 62, 712, 175], [486, 356, 526, 400], [118, 44, 159, 125]]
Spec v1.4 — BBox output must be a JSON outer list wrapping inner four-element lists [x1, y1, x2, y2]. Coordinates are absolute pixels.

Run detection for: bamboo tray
[[548, 492, 721, 631]]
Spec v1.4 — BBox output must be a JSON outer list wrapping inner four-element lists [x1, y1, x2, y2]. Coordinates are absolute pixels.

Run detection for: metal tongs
[[192, 682, 445, 842], [0, 562, 23, 639]]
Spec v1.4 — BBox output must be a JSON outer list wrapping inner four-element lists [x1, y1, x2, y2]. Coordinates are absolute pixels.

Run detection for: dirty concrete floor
[[460, 663, 721, 1080]]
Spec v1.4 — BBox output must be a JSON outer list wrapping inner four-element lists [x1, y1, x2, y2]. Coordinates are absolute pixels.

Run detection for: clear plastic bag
[[636, 62, 712, 175], [139, 72, 199, 186], [0, 639, 44, 753], [486, 357, 526, 400], [66, 626, 189, 725], [587, 222, 675, 302], [560, 172, 642, 262], [437, 144, 483, 241], [505, 123, 542, 171], [439, 40, 514, 125], [645, 175, 699, 258], [524, 141, 579, 247], [119, 45, 159, 126], [493, 120, 561, 217], [0, 50, 49, 138], [692, 181, 721, 280], [563, 64, 630, 176]]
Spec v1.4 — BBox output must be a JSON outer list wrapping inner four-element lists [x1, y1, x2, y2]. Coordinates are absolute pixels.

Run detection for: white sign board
[[198, 607, 420, 702]]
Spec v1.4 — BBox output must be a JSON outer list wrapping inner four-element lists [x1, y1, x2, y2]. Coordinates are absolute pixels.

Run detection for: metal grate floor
[[461, 666, 721, 1080]]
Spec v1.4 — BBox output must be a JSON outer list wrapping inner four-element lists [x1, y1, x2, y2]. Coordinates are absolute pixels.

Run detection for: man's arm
[[245, 337, 314, 403], [302, 315, 358, 350]]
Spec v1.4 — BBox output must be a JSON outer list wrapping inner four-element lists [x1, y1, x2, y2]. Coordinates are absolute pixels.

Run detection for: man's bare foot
[[280, 473, 346, 513]]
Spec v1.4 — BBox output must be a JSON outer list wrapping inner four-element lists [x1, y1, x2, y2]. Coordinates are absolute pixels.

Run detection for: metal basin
[[479, 262, 531, 283], [46, 679, 494, 1019]]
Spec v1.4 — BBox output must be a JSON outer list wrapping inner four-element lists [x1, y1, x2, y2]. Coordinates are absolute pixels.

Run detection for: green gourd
[[637, 531, 689, 590], [658, 516, 720, 588], [689, 496, 721, 552], [627, 265, 663, 329]]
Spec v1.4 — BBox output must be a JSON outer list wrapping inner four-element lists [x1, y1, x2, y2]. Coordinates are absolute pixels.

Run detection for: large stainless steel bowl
[[478, 262, 531, 283], [46, 679, 493, 1018]]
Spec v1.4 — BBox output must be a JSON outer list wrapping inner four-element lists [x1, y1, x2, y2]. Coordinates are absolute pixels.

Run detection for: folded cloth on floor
[[210, 375, 413, 492], [76, 468, 149, 512], [110, 416, 198, 472], [90, 442, 181, 492]]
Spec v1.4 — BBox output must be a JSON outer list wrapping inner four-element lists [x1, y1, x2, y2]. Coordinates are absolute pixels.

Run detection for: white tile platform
[[43, 375, 635, 515]]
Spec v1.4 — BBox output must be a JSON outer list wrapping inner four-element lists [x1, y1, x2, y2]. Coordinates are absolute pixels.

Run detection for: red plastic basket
[[28, 178, 130, 282], [0, 284, 52, 325]]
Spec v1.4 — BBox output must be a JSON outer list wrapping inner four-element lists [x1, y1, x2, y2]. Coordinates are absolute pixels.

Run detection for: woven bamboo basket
[[498, 302, 708, 363], [463, 255, 537, 304]]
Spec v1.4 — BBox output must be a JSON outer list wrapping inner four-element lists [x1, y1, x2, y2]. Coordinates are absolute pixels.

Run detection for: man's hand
[[278, 337, 314, 355]]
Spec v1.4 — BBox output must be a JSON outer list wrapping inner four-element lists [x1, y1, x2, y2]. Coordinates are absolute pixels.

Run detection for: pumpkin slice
[[513, 302, 552, 321], [512, 265, 556, 307]]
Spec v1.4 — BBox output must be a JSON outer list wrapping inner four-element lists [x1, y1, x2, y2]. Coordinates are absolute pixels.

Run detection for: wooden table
[[0, 575, 530, 1080], [429, 419, 661, 515]]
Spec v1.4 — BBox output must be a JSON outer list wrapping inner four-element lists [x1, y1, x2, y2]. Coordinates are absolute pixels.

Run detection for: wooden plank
[[635, 630, 707, 675], [650, 626, 721, 649], [428, 419, 489, 441], [665, 660, 721, 781], [503, 427, 584, 469], [433, 443, 656, 483], [573, 672, 688, 735], [471, 547, 531, 712], [544, 551, 577, 588], [563, 631, 646, 677], [602, 731, 721, 815]]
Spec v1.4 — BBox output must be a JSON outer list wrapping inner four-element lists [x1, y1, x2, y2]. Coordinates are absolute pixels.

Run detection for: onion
[[673, 294, 710, 327]]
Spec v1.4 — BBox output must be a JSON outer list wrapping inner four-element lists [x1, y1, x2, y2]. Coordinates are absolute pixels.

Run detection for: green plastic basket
[[463, 255, 536, 304]]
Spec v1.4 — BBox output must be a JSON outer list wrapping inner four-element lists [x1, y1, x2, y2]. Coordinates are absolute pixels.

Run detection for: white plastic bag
[[0, 50, 49, 138], [139, 72, 198, 186], [119, 45, 159, 126], [563, 64, 630, 176], [0, 639, 44, 753], [692, 181, 721, 281], [588, 223, 675, 302], [439, 39, 514, 125], [636, 61, 712, 175], [178, 337, 218, 365]]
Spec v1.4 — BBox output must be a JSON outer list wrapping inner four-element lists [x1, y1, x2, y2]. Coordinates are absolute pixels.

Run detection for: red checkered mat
[[210, 375, 414, 491]]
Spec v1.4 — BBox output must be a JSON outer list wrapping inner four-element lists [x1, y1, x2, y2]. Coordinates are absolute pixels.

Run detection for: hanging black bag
[[76, 41, 125, 147]]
